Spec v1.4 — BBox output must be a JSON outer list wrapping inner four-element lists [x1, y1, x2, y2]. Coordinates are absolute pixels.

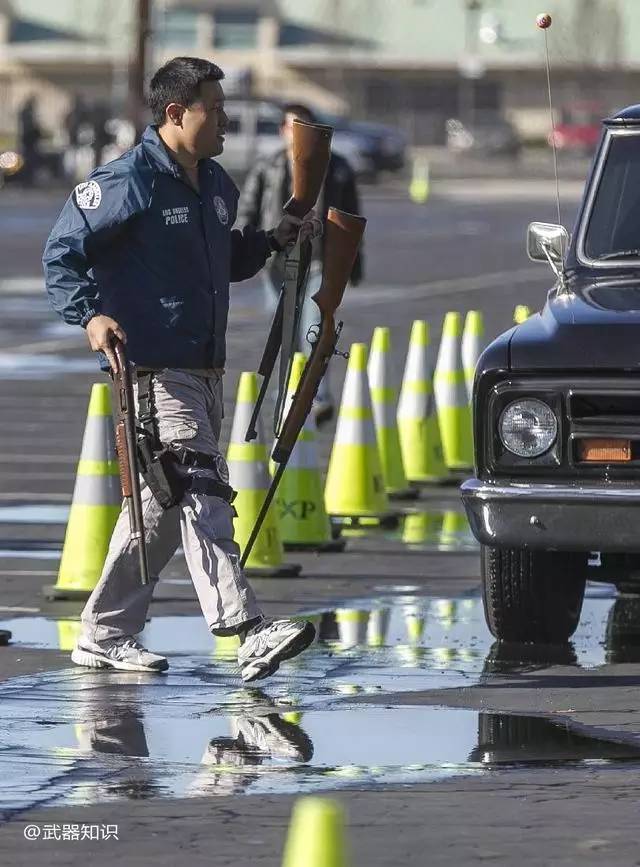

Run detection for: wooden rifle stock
[[284, 119, 333, 218], [273, 208, 367, 461], [240, 208, 366, 567], [245, 119, 333, 441], [113, 341, 150, 585]]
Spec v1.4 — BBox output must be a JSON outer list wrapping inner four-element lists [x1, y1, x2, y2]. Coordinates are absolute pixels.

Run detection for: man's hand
[[272, 210, 323, 249], [86, 314, 127, 373]]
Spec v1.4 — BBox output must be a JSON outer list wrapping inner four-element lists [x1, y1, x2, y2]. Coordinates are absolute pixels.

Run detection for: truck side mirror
[[527, 221, 569, 265]]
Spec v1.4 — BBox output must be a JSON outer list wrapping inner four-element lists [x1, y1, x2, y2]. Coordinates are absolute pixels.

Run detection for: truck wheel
[[481, 546, 587, 643]]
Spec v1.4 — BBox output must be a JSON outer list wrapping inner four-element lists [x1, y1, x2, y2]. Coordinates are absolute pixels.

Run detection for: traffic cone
[[513, 304, 532, 324], [433, 312, 473, 470], [274, 353, 344, 552], [282, 797, 348, 867], [404, 602, 425, 644], [45, 383, 121, 600], [397, 320, 446, 483], [402, 510, 443, 546], [367, 607, 391, 648], [227, 372, 300, 577], [367, 327, 415, 500], [336, 609, 370, 649], [325, 343, 397, 527], [57, 619, 82, 651], [439, 509, 472, 550], [409, 154, 430, 204], [461, 310, 484, 401]]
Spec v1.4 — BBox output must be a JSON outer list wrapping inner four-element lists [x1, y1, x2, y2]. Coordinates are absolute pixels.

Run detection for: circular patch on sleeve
[[214, 452, 230, 484], [213, 195, 229, 225], [74, 180, 102, 210]]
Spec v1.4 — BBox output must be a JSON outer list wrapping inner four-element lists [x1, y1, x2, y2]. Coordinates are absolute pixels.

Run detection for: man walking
[[43, 57, 317, 682], [238, 103, 363, 424]]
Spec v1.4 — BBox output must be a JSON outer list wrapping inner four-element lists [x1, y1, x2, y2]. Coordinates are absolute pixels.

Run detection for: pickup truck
[[462, 104, 640, 644]]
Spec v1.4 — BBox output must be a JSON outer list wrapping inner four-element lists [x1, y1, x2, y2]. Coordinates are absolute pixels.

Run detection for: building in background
[[0, 0, 637, 147]]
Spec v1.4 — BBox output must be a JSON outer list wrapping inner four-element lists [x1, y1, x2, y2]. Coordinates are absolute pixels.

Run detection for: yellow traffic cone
[[57, 619, 83, 651], [45, 383, 121, 600], [274, 353, 344, 552], [227, 372, 300, 577], [282, 797, 348, 867], [397, 320, 446, 483], [402, 510, 443, 546], [367, 607, 391, 648], [404, 602, 425, 644], [513, 304, 532, 324], [461, 310, 484, 402], [409, 154, 430, 204], [336, 609, 370, 649], [433, 312, 473, 471], [367, 327, 415, 500], [439, 509, 471, 550], [325, 343, 397, 527]]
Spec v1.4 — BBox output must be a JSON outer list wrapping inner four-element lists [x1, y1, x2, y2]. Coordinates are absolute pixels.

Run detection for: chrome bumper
[[461, 478, 640, 552]]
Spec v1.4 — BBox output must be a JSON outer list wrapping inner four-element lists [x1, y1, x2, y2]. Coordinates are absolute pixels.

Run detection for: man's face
[[179, 80, 228, 159]]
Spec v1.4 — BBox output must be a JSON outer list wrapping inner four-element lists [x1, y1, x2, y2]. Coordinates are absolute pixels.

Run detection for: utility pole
[[129, 0, 151, 136]]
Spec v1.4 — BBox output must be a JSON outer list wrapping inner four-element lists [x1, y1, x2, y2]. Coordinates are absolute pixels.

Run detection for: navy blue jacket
[[43, 126, 271, 370]]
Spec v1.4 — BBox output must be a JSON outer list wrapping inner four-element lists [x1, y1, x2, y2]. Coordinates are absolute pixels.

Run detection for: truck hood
[[509, 275, 640, 371]]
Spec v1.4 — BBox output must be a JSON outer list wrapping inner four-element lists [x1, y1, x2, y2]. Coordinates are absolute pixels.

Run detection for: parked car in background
[[217, 99, 404, 183], [446, 111, 521, 158], [549, 102, 603, 155]]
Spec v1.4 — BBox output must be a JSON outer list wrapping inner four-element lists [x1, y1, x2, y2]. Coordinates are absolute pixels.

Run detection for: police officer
[[43, 57, 318, 682]]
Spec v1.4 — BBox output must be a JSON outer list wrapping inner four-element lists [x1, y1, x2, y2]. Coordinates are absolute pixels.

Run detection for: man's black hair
[[281, 103, 317, 125], [148, 57, 225, 126]]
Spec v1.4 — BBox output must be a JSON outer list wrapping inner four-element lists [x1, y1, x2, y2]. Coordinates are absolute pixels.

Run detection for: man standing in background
[[238, 102, 363, 424]]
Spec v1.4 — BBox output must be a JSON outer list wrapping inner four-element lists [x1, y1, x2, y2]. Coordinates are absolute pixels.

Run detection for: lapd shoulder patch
[[213, 195, 229, 225], [75, 180, 102, 210]]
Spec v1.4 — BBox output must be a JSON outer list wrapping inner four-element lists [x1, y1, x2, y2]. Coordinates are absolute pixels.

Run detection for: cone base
[[284, 538, 346, 553], [0, 630, 11, 645], [244, 562, 302, 578], [331, 511, 400, 529], [43, 585, 93, 601], [388, 485, 420, 501]]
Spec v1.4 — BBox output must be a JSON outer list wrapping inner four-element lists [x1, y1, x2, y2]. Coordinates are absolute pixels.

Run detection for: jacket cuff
[[79, 307, 99, 328]]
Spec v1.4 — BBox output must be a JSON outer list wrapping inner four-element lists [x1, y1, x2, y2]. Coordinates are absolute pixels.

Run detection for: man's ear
[[165, 102, 185, 127]]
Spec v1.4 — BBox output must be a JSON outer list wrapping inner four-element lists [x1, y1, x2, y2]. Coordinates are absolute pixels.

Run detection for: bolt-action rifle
[[245, 118, 333, 442], [113, 340, 150, 585], [240, 208, 366, 567]]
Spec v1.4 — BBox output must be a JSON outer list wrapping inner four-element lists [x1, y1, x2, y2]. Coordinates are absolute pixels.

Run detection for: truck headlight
[[499, 398, 557, 458]]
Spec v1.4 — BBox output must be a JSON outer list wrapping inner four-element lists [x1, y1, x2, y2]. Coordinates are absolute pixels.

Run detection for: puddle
[[0, 505, 70, 524], [0, 354, 95, 380], [1, 666, 638, 815]]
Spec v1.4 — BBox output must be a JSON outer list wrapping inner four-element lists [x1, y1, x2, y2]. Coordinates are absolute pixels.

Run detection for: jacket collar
[[141, 125, 182, 178]]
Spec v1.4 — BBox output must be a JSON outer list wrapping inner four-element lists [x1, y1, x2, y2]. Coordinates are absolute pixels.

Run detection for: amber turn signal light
[[578, 438, 631, 462]]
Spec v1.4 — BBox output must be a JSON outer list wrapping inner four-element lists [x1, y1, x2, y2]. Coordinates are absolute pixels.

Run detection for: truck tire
[[481, 545, 587, 643]]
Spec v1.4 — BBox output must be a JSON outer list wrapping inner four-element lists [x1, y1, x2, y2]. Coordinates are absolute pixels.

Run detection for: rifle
[[240, 207, 366, 568], [245, 118, 333, 442], [113, 340, 150, 585]]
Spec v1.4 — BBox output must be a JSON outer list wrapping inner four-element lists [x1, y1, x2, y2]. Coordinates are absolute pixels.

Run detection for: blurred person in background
[[238, 102, 363, 425], [17, 96, 43, 186]]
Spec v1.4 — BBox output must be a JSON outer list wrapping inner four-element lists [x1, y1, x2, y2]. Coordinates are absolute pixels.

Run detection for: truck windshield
[[584, 134, 640, 260]]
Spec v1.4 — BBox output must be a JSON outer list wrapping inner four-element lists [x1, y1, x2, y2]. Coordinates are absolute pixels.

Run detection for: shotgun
[[113, 340, 150, 585], [240, 208, 366, 567], [245, 118, 333, 442]]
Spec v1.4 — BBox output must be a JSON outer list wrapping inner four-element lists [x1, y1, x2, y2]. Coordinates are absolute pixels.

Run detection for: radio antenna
[[537, 12, 562, 230]]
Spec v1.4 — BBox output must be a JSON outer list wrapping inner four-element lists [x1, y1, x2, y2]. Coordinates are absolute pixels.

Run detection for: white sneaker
[[231, 714, 314, 762], [71, 636, 169, 673], [238, 619, 315, 683]]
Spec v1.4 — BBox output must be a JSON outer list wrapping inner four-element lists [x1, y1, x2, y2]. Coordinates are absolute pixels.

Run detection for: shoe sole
[[71, 647, 169, 673], [240, 622, 316, 683]]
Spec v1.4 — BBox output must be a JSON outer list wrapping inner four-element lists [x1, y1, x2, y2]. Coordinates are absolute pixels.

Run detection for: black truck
[[462, 104, 640, 644]]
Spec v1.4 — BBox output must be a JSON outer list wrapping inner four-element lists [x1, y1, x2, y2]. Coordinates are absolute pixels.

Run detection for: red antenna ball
[[536, 12, 552, 29]]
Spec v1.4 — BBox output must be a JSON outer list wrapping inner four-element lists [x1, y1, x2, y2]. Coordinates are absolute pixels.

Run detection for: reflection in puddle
[[2, 583, 640, 813]]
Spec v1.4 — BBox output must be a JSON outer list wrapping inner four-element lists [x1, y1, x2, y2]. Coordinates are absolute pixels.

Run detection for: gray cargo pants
[[80, 369, 263, 645]]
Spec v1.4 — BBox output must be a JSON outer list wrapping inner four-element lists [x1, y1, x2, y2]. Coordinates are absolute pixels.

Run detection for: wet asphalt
[[4, 179, 640, 865]]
